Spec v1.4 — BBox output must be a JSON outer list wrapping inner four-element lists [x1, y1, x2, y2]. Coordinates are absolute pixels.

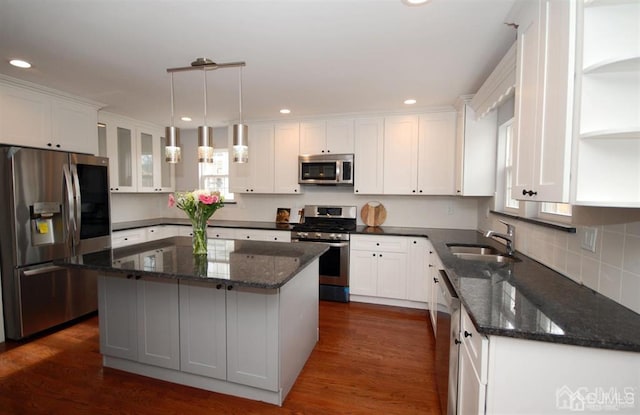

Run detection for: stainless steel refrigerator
[[0, 146, 111, 340]]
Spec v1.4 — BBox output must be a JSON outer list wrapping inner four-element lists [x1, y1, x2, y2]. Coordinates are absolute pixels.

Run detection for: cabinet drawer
[[112, 229, 147, 248], [235, 229, 290, 242], [461, 306, 488, 384], [208, 227, 237, 239], [350, 235, 408, 252]]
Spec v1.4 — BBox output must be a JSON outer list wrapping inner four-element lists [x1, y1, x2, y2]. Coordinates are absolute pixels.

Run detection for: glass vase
[[191, 217, 208, 256]]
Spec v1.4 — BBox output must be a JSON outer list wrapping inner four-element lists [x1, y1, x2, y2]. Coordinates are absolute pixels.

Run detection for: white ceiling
[[0, 0, 517, 128]]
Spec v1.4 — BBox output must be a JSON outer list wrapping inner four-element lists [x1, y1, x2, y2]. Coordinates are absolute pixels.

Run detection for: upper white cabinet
[[383, 115, 420, 195], [229, 122, 301, 194], [0, 81, 99, 154], [418, 112, 457, 195], [274, 123, 302, 194], [299, 119, 354, 155], [572, 1, 640, 207], [511, 0, 575, 202], [454, 99, 498, 196], [382, 113, 457, 195], [99, 111, 174, 193], [354, 118, 385, 195]]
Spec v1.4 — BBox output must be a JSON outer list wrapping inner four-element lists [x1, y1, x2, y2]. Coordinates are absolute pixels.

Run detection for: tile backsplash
[[479, 212, 640, 315]]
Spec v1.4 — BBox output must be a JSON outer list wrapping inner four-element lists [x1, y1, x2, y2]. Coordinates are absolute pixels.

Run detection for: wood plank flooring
[[0, 301, 440, 415]]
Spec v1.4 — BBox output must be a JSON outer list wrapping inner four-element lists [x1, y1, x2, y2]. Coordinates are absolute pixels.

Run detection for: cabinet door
[[349, 250, 379, 296], [512, 0, 542, 199], [376, 251, 408, 300], [51, 97, 98, 154], [299, 121, 326, 155], [0, 84, 50, 148], [407, 239, 430, 303], [226, 285, 279, 391], [418, 112, 456, 195], [274, 123, 301, 194], [458, 343, 487, 415], [101, 113, 137, 192], [354, 118, 384, 194], [98, 275, 138, 360], [137, 128, 156, 192], [136, 278, 180, 370], [383, 115, 419, 195], [230, 123, 274, 193], [179, 281, 227, 379], [326, 119, 354, 154]]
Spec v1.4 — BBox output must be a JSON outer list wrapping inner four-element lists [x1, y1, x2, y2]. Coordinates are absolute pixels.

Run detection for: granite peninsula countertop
[[57, 237, 328, 289], [110, 219, 640, 352]]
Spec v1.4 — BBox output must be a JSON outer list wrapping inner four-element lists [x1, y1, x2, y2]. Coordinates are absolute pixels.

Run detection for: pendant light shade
[[232, 66, 249, 163], [165, 126, 181, 163], [198, 126, 214, 163], [165, 73, 181, 163]]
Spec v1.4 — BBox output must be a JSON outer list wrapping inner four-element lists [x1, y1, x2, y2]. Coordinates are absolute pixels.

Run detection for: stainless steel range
[[291, 205, 356, 302]]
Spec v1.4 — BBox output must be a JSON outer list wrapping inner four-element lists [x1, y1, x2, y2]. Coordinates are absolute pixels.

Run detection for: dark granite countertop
[[113, 218, 293, 232], [57, 237, 327, 289], [110, 219, 640, 352]]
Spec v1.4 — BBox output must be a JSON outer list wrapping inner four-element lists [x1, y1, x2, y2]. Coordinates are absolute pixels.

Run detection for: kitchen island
[[58, 237, 328, 406]]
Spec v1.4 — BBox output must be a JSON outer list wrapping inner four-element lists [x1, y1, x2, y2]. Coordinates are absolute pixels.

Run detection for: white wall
[[478, 199, 640, 315]]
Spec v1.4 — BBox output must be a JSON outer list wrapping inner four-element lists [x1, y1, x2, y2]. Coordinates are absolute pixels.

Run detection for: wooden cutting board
[[361, 202, 387, 227]]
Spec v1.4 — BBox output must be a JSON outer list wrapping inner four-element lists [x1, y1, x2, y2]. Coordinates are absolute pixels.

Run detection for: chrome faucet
[[484, 220, 516, 256]]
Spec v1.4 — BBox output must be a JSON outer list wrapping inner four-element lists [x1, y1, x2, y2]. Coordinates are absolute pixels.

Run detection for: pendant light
[[232, 66, 249, 163], [197, 67, 214, 163], [165, 72, 181, 163]]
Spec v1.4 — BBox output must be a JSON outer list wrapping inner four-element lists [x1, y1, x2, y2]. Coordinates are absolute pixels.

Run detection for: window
[[540, 202, 572, 219], [501, 119, 520, 211], [199, 149, 234, 202]]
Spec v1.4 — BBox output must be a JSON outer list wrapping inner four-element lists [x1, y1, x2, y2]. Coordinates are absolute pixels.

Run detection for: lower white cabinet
[[111, 228, 147, 248], [235, 228, 291, 243], [457, 306, 488, 415], [98, 275, 138, 360], [350, 235, 429, 308]]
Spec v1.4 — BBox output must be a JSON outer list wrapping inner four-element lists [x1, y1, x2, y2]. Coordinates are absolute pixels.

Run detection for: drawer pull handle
[[464, 330, 472, 338], [454, 339, 462, 345]]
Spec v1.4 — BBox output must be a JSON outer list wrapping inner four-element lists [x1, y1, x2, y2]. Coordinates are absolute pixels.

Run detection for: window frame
[[198, 148, 235, 203]]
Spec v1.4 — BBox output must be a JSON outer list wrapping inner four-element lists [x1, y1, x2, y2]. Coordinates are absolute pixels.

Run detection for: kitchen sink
[[451, 252, 518, 263], [447, 245, 500, 255]]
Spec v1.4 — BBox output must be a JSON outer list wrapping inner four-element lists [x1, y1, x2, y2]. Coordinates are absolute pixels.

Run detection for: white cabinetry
[[383, 113, 457, 195], [235, 229, 291, 243], [300, 119, 354, 155], [428, 248, 443, 336], [511, 0, 575, 202], [0, 81, 99, 154], [99, 111, 174, 193], [112, 228, 147, 248], [98, 275, 138, 360], [350, 235, 408, 300], [350, 235, 428, 309], [454, 99, 498, 196], [457, 306, 488, 415], [572, 1, 640, 207], [229, 123, 301, 194], [383, 115, 419, 195], [354, 118, 385, 195]]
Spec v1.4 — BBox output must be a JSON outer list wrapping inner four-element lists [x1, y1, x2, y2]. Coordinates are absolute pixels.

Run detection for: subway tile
[[621, 271, 640, 314], [623, 234, 640, 275], [604, 223, 626, 234], [567, 231, 582, 254], [626, 222, 640, 237], [598, 263, 622, 302], [601, 230, 625, 268], [552, 247, 567, 274], [566, 252, 581, 283], [581, 256, 600, 291]]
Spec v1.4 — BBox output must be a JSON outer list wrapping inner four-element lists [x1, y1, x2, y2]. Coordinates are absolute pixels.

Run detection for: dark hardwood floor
[[0, 301, 440, 414]]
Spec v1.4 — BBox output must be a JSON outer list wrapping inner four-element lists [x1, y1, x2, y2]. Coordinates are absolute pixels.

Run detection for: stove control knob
[[315, 232, 322, 239], [329, 233, 337, 240], [297, 232, 308, 238]]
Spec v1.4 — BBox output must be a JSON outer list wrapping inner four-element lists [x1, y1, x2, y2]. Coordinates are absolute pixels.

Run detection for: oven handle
[[292, 239, 349, 248]]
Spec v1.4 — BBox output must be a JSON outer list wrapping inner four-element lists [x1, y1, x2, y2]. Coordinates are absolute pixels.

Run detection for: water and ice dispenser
[[29, 202, 63, 246]]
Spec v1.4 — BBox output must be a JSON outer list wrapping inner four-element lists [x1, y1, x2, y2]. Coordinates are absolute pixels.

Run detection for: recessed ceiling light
[[280, 109, 291, 114], [404, 99, 417, 105], [181, 116, 192, 122], [9, 59, 31, 69], [401, 0, 431, 6]]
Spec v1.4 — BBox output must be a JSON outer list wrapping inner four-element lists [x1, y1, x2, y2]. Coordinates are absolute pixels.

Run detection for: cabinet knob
[[294, 189, 298, 192], [456, 190, 461, 193], [227, 285, 233, 291], [419, 190, 423, 193], [355, 189, 359, 193], [376, 242, 380, 246], [464, 330, 472, 338], [433, 277, 439, 283], [126, 274, 134, 279], [379, 254, 383, 257], [372, 253, 376, 257], [413, 241, 417, 244], [47, 143, 52, 147], [216, 284, 222, 289], [522, 189, 538, 196], [56, 144, 61, 148], [454, 339, 462, 345], [428, 264, 433, 268], [412, 190, 416, 193], [274, 237, 278, 240]]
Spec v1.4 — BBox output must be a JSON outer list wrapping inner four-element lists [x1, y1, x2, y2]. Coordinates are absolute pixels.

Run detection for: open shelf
[[583, 2, 639, 69], [583, 56, 640, 75], [580, 129, 640, 140]]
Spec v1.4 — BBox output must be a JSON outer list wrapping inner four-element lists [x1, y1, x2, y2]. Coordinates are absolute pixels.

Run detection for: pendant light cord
[[239, 66, 243, 124], [203, 68, 208, 125], [170, 72, 176, 126]]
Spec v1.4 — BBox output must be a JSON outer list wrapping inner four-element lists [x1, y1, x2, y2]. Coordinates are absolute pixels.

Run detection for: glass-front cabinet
[[98, 111, 174, 193]]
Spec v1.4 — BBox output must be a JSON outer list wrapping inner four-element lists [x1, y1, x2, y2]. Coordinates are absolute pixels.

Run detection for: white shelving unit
[[573, 0, 640, 207]]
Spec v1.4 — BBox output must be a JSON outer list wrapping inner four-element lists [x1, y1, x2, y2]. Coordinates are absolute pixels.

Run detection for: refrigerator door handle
[[63, 164, 75, 245], [22, 264, 66, 276], [70, 164, 82, 248]]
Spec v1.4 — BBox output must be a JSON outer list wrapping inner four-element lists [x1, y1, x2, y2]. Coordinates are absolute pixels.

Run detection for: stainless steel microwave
[[298, 154, 354, 185]]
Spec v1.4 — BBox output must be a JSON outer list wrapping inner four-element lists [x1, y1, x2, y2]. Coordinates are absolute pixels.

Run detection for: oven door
[[316, 240, 349, 287]]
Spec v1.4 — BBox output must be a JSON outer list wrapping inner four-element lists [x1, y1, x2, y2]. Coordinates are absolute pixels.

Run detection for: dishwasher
[[435, 269, 461, 415]]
